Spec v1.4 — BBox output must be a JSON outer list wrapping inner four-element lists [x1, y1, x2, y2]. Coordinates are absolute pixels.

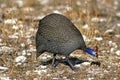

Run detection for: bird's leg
[[66, 56, 75, 70], [52, 54, 56, 67]]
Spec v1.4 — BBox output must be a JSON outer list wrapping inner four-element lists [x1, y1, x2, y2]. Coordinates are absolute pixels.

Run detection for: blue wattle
[[84, 48, 96, 56]]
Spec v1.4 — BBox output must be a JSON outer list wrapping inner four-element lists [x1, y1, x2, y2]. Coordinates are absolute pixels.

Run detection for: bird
[[36, 13, 98, 70]]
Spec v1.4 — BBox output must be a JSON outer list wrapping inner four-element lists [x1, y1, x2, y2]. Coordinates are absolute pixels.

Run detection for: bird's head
[[84, 46, 98, 58]]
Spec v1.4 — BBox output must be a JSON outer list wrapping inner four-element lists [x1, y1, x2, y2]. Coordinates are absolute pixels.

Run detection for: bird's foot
[[51, 59, 59, 68]]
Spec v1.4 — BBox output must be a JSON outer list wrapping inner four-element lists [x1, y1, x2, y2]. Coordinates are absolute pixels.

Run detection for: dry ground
[[0, 0, 120, 80]]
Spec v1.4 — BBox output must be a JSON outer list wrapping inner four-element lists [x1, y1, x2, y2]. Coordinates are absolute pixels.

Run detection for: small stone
[[115, 50, 120, 56], [15, 56, 26, 63], [94, 37, 103, 41], [81, 62, 90, 66]]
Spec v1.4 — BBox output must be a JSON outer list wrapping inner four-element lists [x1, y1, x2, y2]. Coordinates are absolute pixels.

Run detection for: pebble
[[115, 50, 120, 56], [94, 37, 103, 41], [15, 56, 26, 63]]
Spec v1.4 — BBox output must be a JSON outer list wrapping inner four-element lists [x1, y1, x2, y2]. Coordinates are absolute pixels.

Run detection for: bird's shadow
[[40, 57, 101, 68]]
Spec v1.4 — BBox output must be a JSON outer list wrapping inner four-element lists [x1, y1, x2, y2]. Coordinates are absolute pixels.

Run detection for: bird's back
[[36, 13, 86, 56]]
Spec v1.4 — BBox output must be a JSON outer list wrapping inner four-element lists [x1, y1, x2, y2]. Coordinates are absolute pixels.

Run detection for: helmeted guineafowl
[[36, 13, 98, 70]]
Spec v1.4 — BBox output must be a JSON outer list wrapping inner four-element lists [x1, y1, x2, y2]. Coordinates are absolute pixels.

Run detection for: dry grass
[[0, 0, 120, 79]]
